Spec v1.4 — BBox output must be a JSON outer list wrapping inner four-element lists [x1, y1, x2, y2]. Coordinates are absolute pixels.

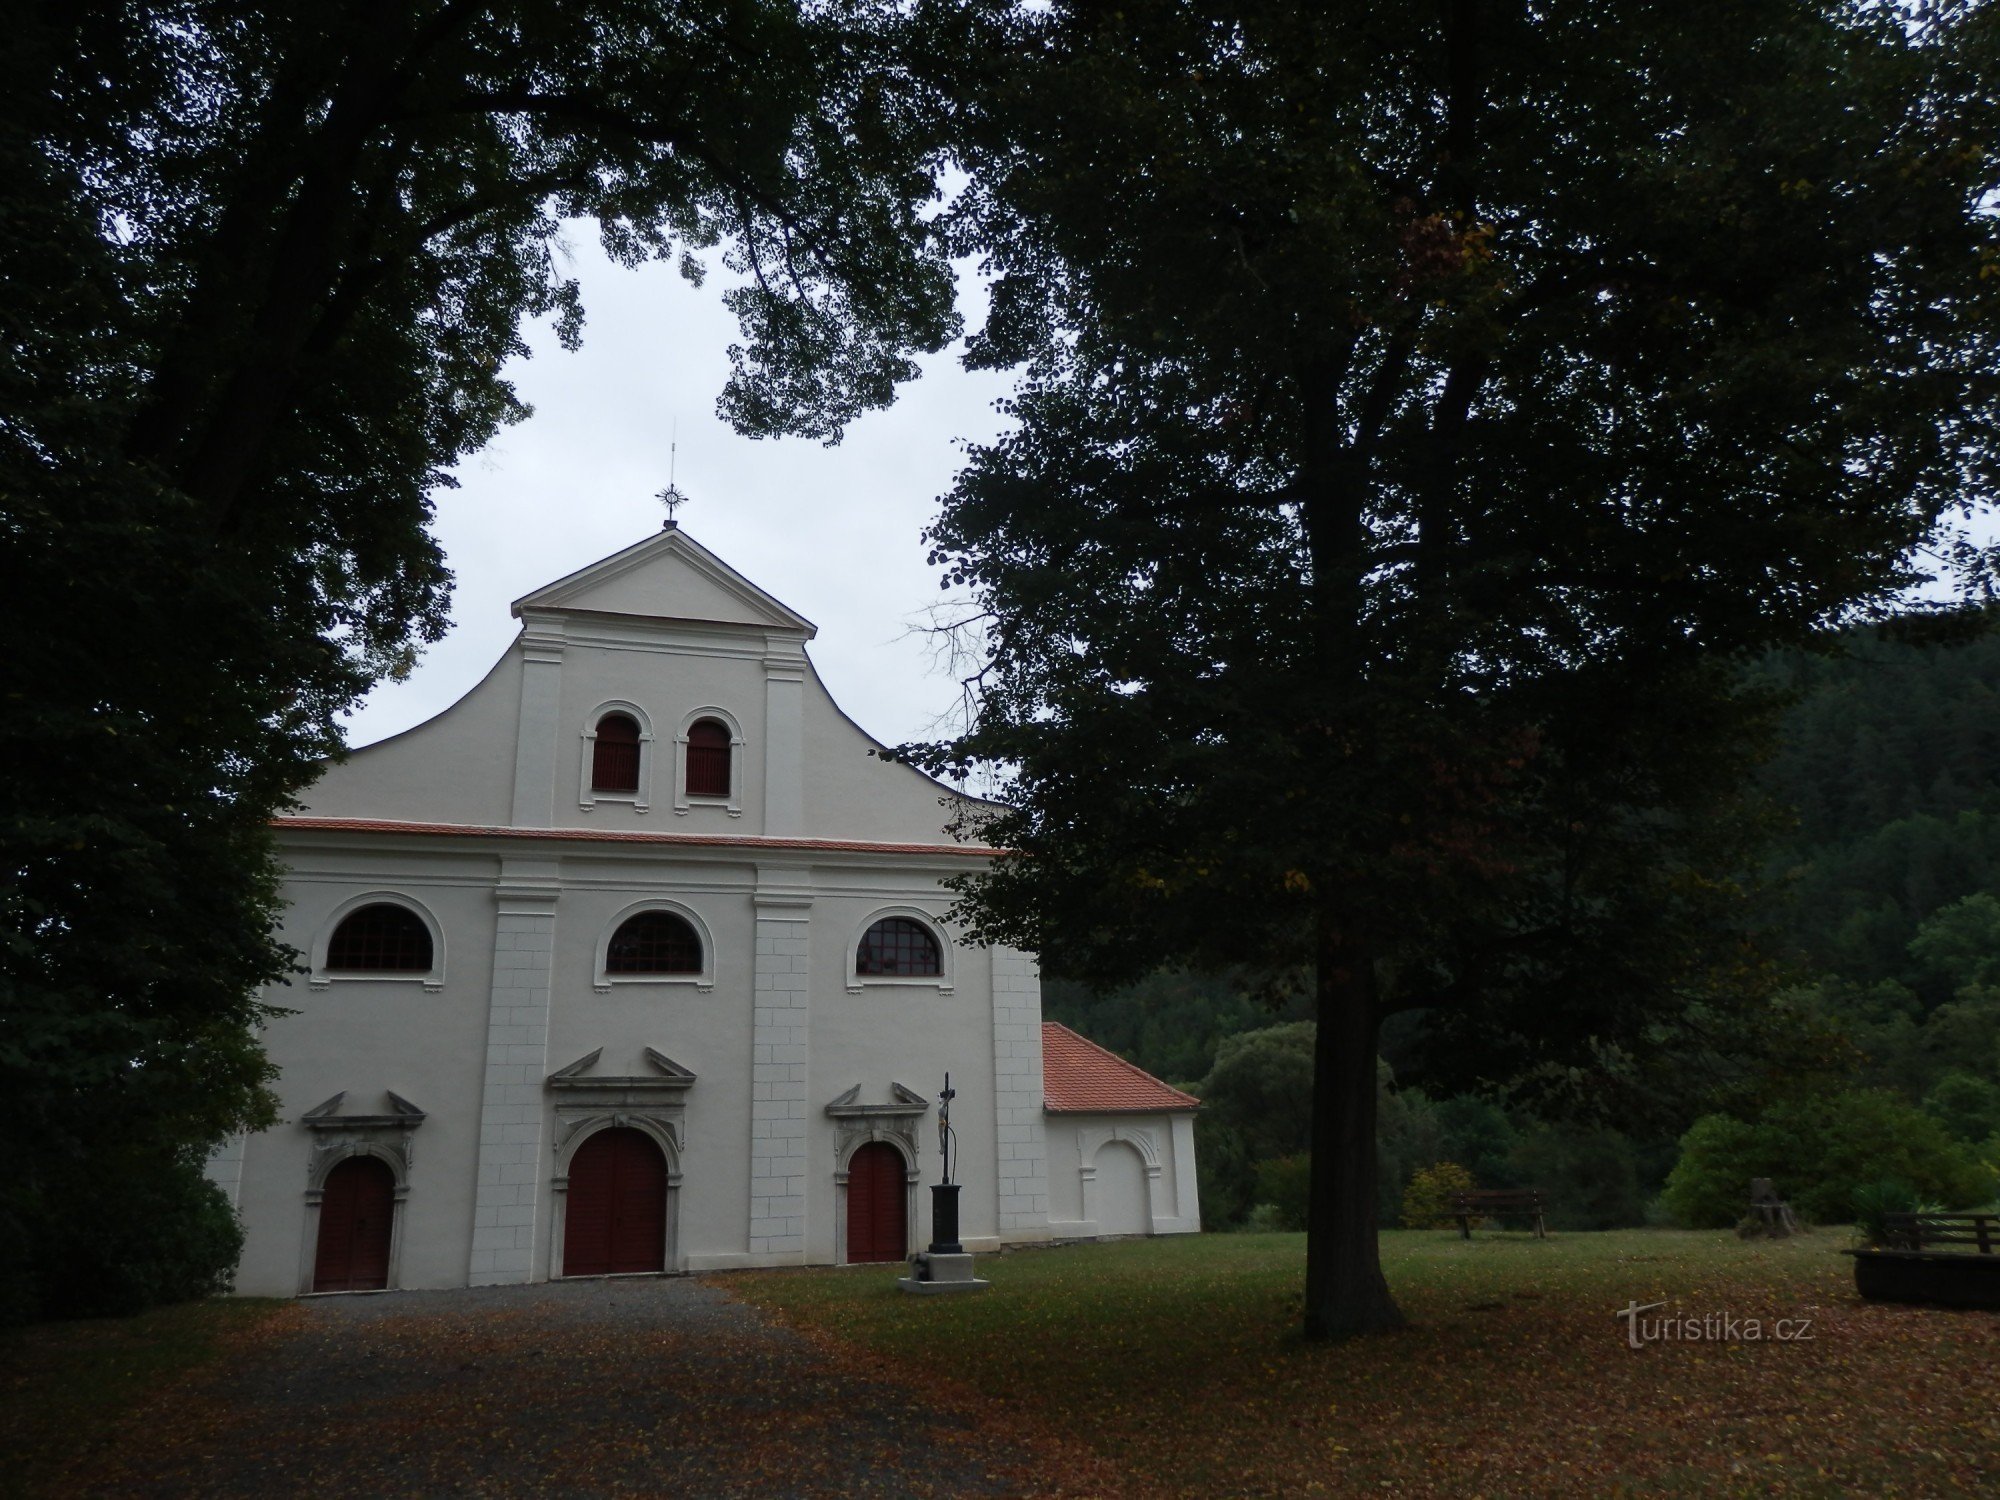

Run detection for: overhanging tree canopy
[[1, 0, 956, 1317], [914, 0, 2000, 1337]]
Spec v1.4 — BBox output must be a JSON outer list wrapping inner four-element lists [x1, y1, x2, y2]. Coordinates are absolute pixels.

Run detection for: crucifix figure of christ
[[938, 1073, 956, 1186]]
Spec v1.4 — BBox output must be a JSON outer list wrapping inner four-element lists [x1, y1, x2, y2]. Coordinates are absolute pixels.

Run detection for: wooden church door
[[313, 1155, 395, 1292], [845, 1142, 907, 1263], [563, 1127, 667, 1276]]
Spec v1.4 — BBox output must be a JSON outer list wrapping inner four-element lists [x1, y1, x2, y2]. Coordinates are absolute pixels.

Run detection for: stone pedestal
[[897, 1251, 989, 1296]]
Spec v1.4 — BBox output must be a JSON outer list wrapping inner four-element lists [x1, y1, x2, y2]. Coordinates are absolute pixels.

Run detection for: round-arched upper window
[[605, 910, 703, 974], [326, 903, 433, 972], [856, 917, 942, 977], [592, 712, 642, 793], [686, 718, 731, 798]]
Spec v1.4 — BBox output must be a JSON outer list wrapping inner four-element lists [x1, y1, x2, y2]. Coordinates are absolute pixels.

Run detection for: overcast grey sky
[[340, 226, 1014, 754]]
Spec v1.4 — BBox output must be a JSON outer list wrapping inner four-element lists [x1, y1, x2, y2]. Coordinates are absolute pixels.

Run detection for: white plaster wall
[[805, 891, 996, 1259], [234, 529, 1071, 1294], [1044, 1112, 1202, 1240], [551, 631, 772, 833], [231, 856, 499, 1295], [298, 650, 522, 825], [799, 665, 982, 844]]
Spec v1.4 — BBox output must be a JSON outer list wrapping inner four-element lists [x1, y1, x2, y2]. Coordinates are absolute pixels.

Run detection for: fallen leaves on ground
[[729, 1230, 2000, 1499]]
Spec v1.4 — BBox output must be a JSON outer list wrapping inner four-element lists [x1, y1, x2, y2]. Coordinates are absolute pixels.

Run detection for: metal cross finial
[[657, 421, 687, 527]]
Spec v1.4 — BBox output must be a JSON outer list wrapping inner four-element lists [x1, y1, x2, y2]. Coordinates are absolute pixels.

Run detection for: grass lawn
[[725, 1229, 1999, 1498], [0, 1297, 289, 1499]]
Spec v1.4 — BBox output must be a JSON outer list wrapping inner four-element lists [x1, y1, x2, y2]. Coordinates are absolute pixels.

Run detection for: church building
[[208, 523, 1199, 1295]]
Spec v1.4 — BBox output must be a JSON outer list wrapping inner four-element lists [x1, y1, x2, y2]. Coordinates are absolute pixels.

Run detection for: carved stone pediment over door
[[297, 1090, 425, 1294], [544, 1048, 696, 1278], [825, 1081, 930, 1173], [826, 1083, 930, 1265]]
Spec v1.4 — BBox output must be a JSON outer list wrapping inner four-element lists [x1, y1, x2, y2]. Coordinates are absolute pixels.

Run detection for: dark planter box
[[1850, 1248, 2000, 1310]]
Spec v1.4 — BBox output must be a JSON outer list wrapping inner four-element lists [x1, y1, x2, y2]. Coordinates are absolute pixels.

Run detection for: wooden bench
[[1879, 1212, 2000, 1254], [1452, 1188, 1548, 1239]]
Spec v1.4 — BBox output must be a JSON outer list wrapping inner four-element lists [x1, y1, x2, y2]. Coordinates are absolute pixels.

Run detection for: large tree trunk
[[1301, 904, 1403, 1340]]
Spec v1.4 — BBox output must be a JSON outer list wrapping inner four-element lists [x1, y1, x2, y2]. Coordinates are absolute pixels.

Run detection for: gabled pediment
[[545, 1047, 697, 1092], [825, 1081, 930, 1119], [511, 526, 816, 636], [301, 1090, 427, 1128]]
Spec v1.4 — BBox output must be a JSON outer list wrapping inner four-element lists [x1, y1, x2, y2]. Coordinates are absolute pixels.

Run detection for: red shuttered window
[[685, 718, 731, 798], [592, 713, 642, 793]]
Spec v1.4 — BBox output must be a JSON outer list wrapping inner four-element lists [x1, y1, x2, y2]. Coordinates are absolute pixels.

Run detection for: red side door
[[846, 1142, 907, 1263], [564, 1127, 666, 1276], [314, 1155, 395, 1292]]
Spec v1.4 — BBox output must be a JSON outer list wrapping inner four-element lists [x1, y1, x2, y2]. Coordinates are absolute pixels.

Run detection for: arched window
[[605, 910, 703, 974], [592, 712, 642, 793], [685, 718, 731, 798], [856, 917, 942, 977], [326, 903, 433, 972]]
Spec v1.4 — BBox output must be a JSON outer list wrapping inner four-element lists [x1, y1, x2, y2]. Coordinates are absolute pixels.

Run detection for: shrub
[[1508, 1126, 1648, 1230], [1661, 1089, 1997, 1228], [21, 1153, 244, 1320], [1923, 1071, 2000, 1143], [1850, 1179, 1941, 1246], [1252, 1154, 1312, 1232], [1401, 1161, 1476, 1229]]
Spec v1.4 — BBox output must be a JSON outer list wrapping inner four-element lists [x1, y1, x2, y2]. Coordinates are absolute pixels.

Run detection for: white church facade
[[209, 524, 1199, 1296]]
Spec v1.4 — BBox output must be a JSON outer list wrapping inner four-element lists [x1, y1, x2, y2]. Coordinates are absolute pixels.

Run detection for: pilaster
[[762, 637, 805, 837], [510, 615, 566, 828], [748, 866, 812, 1258], [468, 862, 559, 1285], [990, 946, 1050, 1234]]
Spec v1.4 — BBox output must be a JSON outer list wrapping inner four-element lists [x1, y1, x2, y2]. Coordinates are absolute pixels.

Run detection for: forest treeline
[[1044, 621, 2000, 1229]]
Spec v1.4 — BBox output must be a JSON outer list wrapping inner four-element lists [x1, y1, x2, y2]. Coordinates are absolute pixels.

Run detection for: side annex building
[[209, 523, 1199, 1295]]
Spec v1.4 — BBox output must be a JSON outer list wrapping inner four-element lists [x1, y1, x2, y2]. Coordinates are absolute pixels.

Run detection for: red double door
[[846, 1142, 908, 1263], [314, 1155, 395, 1292], [563, 1127, 667, 1276]]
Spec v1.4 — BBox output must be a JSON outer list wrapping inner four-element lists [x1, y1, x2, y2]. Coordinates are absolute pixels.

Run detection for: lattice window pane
[[327, 904, 433, 972], [606, 910, 702, 974], [856, 917, 941, 977]]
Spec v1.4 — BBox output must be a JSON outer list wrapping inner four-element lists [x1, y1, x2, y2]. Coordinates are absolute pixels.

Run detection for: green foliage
[[917, 0, 2000, 1333], [1400, 1162, 1476, 1231], [5, 1155, 244, 1321], [1506, 1126, 1647, 1232], [5, 2, 954, 1319], [1432, 1096, 1519, 1189], [1849, 1179, 1942, 1247], [1251, 1156, 1313, 1233], [1375, 1081, 1447, 1224], [1042, 971, 1302, 1087], [1192, 1024, 1316, 1164], [1922, 1071, 2000, 1144], [1661, 1091, 1996, 1229]]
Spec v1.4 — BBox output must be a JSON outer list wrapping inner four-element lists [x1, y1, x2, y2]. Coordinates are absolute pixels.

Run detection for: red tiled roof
[[1042, 1022, 1200, 1114], [273, 816, 999, 858]]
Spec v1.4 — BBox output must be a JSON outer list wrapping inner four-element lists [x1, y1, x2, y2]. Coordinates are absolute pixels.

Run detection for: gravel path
[[71, 1277, 1054, 1498]]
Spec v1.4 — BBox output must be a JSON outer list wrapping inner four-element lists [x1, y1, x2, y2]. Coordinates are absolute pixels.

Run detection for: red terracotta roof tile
[[273, 816, 998, 858], [1042, 1021, 1200, 1114]]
